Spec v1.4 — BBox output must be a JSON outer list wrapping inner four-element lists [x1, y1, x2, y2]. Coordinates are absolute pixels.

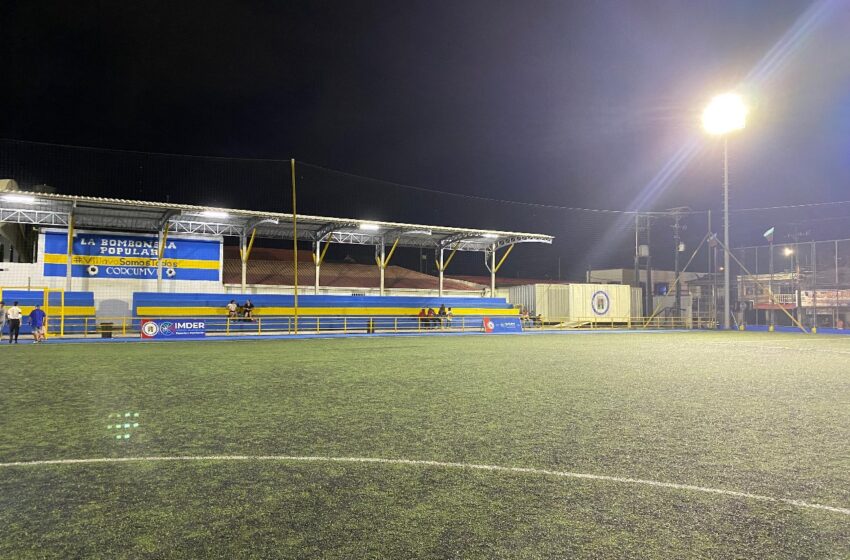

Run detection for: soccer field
[[1, 332, 848, 558]]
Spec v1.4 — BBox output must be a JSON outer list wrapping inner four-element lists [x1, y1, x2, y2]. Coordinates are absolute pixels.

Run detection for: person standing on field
[[7, 301, 22, 344], [29, 304, 47, 344]]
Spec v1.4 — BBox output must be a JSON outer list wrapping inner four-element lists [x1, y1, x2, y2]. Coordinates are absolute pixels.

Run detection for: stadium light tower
[[702, 93, 747, 329]]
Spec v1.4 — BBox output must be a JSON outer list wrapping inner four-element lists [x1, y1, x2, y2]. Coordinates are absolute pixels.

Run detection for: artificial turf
[[1, 332, 848, 558]]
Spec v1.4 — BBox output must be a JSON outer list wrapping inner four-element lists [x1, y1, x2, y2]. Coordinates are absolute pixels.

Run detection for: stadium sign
[[140, 319, 206, 340], [41, 229, 221, 281], [483, 316, 523, 334]]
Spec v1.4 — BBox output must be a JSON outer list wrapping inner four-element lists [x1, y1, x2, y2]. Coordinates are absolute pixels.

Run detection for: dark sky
[[2, 1, 849, 278]]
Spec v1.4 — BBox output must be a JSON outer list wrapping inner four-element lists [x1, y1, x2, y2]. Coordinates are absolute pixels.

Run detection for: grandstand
[[0, 187, 553, 337]]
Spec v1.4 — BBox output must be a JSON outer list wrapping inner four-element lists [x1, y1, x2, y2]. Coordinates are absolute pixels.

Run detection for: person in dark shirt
[[426, 307, 437, 329], [438, 304, 447, 329], [243, 299, 255, 320], [29, 304, 47, 344]]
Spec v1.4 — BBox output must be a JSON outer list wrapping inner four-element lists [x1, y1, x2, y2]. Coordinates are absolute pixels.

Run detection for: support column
[[438, 248, 444, 297], [375, 237, 399, 297], [484, 244, 515, 298], [435, 244, 458, 298], [65, 211, 75, 292], [314, 241, 321, 295], [490, 246, 496, 297], [240, 234, 248, 294], [156, 223, 171, 292], [380, 243, 386, 296], [312, 239, 329, 295]]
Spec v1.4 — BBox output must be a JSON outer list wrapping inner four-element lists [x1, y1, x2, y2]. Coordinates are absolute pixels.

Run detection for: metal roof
[[0, 190, 553, 251]]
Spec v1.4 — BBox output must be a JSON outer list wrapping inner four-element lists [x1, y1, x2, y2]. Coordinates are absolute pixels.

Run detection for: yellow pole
[[66, 214, 74, 291], [157, 222, 171, 260], [291, 158, 298, 334], [494, 244, 515, 273], [384, 236, 401, 266]]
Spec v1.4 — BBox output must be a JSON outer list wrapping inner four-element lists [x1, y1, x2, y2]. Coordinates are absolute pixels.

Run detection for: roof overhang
[[0, 191, 553, 252]]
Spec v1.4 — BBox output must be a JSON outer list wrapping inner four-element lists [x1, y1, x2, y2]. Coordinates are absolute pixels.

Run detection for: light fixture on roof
[[200, 210, 229, 219], [405, 229, 432, 236], [359, 223, 380, 231], [2, 194, 36, 204], [482, 233, 498, 239]]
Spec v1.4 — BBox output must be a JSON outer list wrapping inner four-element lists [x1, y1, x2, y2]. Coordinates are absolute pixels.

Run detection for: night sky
[[2, 1, 849, 278]]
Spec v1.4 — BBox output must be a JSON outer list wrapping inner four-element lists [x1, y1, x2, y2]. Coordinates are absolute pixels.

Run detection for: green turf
[[1, 332, 848, 558]]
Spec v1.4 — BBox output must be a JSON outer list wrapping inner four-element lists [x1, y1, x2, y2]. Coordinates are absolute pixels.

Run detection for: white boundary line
[[1, 454, 847, 516]]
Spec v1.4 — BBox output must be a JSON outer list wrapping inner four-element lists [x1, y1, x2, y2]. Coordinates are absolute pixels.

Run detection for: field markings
[[1, 454, 847, 516]]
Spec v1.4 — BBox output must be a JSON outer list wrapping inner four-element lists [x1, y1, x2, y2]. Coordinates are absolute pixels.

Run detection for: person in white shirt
[[226, 300, 238, 318], [7, 301, 22, 344]]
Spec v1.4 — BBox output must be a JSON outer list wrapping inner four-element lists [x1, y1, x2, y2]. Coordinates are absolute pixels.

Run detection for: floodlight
[[200, 210, 229, 219], [784, 247, 794, 256], [359, 223, 380, 231], [702, 93, 747, 135], [2, 194, 36, 204], [482, 233, 498, 239]]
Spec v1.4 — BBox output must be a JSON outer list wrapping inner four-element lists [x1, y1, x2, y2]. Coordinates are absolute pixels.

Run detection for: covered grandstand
[[0, 187, 553, 336]]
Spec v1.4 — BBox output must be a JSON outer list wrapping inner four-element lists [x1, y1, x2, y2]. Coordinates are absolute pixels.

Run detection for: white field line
[[1, 454, 847, 516]]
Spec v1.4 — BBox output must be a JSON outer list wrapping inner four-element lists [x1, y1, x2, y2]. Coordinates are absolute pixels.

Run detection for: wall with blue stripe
[[132, 293, 515, 333], [133, 293, 514, 311], [0, 290, 95, 335]]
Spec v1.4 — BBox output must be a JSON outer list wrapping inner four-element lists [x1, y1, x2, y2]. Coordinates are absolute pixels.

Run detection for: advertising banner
[[483, 316, 523, 334], [140, 319, 206, 340], [42, 229, 221, 281]]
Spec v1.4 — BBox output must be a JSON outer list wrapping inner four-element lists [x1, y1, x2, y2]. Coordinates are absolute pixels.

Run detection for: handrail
[[41, 312, 716, 339], [47, 314, 503, 338]]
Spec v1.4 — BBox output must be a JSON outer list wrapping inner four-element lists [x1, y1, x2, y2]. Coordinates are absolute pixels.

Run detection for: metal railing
[[41, 313, 712, 339], [53, 315, 499, 338], [520, 316, 711, 330]]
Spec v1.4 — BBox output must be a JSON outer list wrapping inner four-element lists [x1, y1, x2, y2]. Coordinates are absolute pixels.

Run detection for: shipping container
[[507, 283, 632, 324], [631, 286, 644, 318]]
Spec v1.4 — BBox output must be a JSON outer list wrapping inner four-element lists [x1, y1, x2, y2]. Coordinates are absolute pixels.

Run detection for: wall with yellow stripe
[[134, 293, 518, 318]]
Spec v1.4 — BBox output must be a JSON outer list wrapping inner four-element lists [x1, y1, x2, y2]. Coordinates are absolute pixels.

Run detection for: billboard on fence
[[41, 229, 222, 281], [140, 319, 206, 340], [483, 316, 523, 333]]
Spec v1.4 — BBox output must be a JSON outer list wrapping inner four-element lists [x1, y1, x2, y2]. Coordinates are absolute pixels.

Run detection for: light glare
[[359, 223, 380, 231], [200, 210, 229, 219], [702, 93, 747, 135], [2, 194, 36, 204]]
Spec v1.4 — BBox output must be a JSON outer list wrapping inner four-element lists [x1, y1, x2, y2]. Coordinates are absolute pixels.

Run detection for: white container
[[507, 283, 632, 323], [631, 286, 644, 318]]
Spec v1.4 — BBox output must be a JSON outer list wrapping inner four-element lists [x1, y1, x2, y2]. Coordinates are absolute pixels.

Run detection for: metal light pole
[[769, 241, 774, 327], [702, 93, 747, 330], [722, 136, 731, 329]]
